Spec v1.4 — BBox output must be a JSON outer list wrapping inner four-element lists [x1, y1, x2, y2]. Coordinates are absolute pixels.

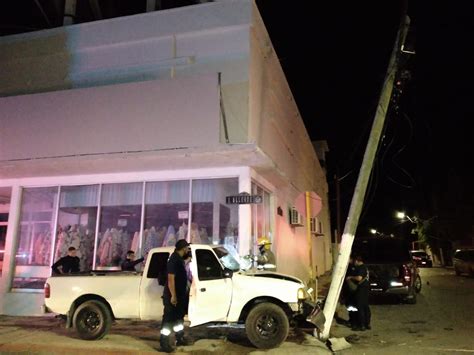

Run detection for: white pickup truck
[[44, 244, 324, 349]]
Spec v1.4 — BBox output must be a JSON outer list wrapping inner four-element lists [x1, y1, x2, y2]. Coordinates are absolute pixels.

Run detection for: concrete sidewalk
[[0, 316, 331, 354]]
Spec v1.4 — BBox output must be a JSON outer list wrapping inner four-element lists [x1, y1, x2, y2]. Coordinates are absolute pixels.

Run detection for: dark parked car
[[353, 237, 421, 304], [410, 250, 433, 267], [453, 249, 474, 276]]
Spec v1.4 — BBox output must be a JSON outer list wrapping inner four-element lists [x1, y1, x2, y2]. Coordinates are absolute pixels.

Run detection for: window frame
[[195, 249, 224, 281]]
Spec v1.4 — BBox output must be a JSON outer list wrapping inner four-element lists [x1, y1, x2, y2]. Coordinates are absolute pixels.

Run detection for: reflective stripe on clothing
[[173, 324, 184, 332], [160, 328, 171, 336]]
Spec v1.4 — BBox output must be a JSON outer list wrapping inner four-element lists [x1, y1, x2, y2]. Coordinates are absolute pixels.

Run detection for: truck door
[[139, 251, 169, 320], [188, 248, 233, 326]]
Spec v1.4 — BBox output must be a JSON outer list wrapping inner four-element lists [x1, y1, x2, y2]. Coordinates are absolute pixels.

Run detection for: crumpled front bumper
[[294, 300, 326, 331]]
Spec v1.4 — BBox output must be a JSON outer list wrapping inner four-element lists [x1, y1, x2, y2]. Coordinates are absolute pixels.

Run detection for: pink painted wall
[[0, 75, 220, 161], [249, 3, 333, 279]]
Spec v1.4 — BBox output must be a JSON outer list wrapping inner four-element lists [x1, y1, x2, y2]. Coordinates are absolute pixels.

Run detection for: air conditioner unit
[[289, 207, 303, 226], [310, 217, 324, 236]]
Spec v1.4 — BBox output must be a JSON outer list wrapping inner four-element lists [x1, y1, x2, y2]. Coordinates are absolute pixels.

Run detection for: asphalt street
[[332, 267, 474, 354], [0, 268, 472, 354]]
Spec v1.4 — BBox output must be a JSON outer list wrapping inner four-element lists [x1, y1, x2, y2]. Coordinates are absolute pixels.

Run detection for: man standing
[[121, 250, 144, 271], [51, 246, 80, 275], [343, 255, 358, 328], [346, 255, 371, 331], [160, 239, 192, 353]]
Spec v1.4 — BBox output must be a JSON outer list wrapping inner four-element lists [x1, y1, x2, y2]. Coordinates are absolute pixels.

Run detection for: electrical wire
[[386, 112, 416, 188], [332, 90, 385, 187], [359, 105, 390, 221], [337, 169, 354, 182]]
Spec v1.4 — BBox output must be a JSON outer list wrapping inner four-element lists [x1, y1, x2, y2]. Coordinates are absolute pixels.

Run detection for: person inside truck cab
[[51, 246, 80, 275], [160, 239, 192, 353], [121, 250, 144, 271]]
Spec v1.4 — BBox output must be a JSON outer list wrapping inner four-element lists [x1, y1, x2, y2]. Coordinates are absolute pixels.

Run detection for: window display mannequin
[[190, 222, 201, 244], [162, 225, 176, 247], [178, 222, 188, 241]]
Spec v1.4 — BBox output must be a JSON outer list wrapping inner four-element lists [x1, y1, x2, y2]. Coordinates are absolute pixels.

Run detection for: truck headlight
[[297, 287, 309, 300]]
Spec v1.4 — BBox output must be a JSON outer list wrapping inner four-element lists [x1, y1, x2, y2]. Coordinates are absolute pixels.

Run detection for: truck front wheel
[[245, 303, 289, 349], [73, 300, 112, 340]]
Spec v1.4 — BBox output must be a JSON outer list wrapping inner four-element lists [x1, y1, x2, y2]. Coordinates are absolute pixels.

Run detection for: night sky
[[257, 1, 474, 242]]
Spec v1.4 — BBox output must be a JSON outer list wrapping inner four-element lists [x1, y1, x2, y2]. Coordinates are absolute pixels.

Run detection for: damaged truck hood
[[242, 271, 303, 285]]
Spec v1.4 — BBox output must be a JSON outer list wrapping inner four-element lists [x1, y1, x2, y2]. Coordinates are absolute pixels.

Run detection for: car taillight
[[402, 265, 411, 282], [44, 283, 50, 298]]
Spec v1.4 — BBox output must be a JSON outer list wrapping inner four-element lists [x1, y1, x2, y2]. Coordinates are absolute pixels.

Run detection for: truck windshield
[[212, 246, 241, 271]]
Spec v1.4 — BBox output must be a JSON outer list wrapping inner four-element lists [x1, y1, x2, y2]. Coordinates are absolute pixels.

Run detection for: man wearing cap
[[160, 239, 192, 353]]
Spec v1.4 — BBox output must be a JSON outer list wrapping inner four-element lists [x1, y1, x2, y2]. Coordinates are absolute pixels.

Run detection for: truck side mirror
[[223, 268, 233, 278]]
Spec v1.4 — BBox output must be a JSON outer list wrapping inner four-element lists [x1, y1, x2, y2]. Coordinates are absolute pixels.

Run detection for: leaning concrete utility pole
[[320, 15, 410, 340]]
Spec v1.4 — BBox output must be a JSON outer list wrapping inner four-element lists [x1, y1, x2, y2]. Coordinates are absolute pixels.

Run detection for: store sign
[[178, 211, 189, 219], [117, 219, 128, 227], [226, 193, 263, 205]]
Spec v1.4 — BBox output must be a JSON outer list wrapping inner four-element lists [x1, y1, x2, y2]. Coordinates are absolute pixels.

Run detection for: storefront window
[[13, 187, 58, 289], [144, 181, 190, 254], [96, 183, 143, 268], [191, 178, 239, 248], [0, 221, 7, 275], [54, 185, 99, 272], [9, 177, 241, 286]]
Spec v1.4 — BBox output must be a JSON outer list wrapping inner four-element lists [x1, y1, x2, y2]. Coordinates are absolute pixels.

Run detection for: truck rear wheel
[[245, 302, 289, 349], [414, 275, 422, 293], [73, 300, 111, 340]]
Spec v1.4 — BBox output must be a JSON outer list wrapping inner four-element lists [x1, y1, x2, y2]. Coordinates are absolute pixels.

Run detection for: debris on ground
[[326, 337, 352, 352]]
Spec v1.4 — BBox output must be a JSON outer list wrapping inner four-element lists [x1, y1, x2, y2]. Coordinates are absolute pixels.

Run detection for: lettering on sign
[[226, 194, 263, 205], [178, 211, 189, 219]]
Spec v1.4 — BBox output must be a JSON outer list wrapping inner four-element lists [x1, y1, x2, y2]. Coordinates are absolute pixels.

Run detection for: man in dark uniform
[[346, 255, 371, 331], [160, 239, 192, 353], [343, 255, 358, 327], [121, 250, 144, 271], [51, 246, 80, 275]]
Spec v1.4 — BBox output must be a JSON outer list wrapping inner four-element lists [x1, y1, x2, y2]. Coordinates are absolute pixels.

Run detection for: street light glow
[[370, 228, 377, 234], [396, 211, 416, 223]]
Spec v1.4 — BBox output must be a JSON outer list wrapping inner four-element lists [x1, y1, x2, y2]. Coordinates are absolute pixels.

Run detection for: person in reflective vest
[[256, 237, 276, 271], [160, 239, 192, 353]]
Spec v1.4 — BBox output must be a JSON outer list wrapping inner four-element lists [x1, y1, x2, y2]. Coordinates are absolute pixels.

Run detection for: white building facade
[[0, 0, 332, 316]]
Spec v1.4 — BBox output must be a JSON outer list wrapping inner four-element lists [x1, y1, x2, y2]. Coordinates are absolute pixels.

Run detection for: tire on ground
[[245, 302, 289, 349], [414, 275, 422, 293], [73, 300, 112, 340]]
